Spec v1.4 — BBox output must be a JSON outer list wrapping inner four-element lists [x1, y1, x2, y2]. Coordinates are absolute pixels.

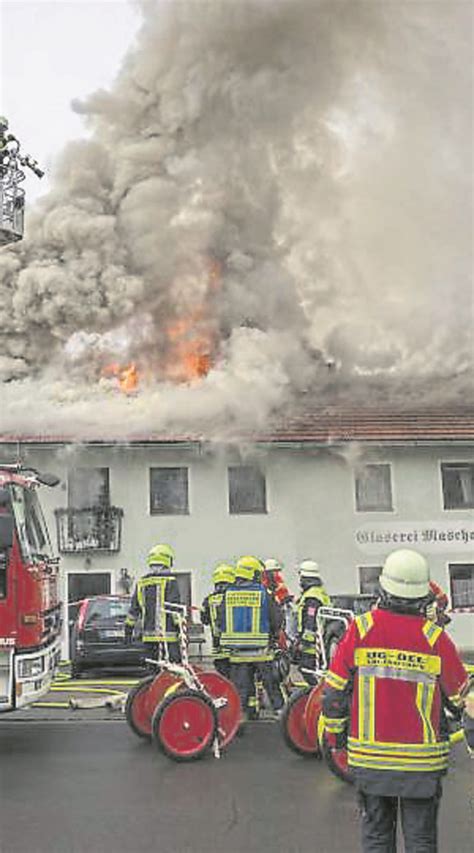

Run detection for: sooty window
[[150, 468, 189, 515], [441, 463, 474, 510], [355, 464, 393, 512], [228, 466, 267, 514]]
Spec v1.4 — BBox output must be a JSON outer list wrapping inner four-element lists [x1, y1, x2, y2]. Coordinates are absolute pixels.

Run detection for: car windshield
[[9, 483, 53, 561], [85, 598, 130, 624]]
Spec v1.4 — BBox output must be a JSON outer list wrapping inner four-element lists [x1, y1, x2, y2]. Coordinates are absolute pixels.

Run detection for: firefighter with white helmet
[[125, 543, 182, 664], [322, 549, 469, 853], [220, 555, 284, 722], [201, 563, 235, 678], [294, 559, 332, 684]]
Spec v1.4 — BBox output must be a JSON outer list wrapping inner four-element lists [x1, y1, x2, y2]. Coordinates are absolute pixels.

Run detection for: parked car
[[69, 595, 147, 677]]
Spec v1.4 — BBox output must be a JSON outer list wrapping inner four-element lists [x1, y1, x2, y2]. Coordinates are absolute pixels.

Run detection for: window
[[355, 464, 393, 512], [68, 468, 110, 510], [228, 466, 267, 514], [10, 484, 53, 561], [441, 463, 474, 510], [449, 564, 474, 609], [358, 566, 383, 595], [150, 468, 189, 515]]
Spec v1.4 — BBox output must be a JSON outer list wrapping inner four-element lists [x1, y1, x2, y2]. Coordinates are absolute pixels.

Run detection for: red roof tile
[[1, 408, 473, 445]]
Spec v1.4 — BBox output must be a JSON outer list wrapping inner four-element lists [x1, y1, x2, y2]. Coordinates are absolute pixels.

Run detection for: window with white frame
[[448, 563, 474, 609], [358, 566, 383, 595], [441, 463, 474, 510], [228, 466, 267, 514], [150, 467, 189, 515], [355, 464, 393, 512]]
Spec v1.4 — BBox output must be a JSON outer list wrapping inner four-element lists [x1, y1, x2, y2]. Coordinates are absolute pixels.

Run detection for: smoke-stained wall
[[0, 0, 471, 437]]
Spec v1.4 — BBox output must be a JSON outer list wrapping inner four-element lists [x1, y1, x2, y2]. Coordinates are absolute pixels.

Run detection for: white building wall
[[6, 441, 473, 654]]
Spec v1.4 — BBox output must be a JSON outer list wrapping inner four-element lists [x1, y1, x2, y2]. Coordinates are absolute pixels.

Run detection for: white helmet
[[264, 558, 282, 573], [298, 559, 321, 580], [380, 549, 430, 600]]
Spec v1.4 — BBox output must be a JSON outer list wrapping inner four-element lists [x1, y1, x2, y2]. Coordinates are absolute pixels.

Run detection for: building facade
[[1, 409, 473, 654]]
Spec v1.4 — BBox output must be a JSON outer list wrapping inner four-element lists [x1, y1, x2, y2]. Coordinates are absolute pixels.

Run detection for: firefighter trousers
[[230, 661, 284, 716], [357, 787, 441, 853], [145, 641, 181, 671], [214, 658, 231, 679], [299, 652, 318, 685]]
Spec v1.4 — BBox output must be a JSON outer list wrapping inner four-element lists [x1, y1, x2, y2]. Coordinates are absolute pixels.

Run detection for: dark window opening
[[228, 466, 267, 514], [441, 463, 474, 510], [448, 564, 474, 609], [150, 468, 189, 515], [68, 468, 110, 510], [355, 464, 393, 512], [358, 566, 383, 595]]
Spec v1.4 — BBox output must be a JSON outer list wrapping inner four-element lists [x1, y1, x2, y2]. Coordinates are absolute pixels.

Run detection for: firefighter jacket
[[322, 607, 468, 795], [220, 579, 282, 663], [125, 568, 181, 643], [296, 585, 332, 654], [201, 584, 229, 659]]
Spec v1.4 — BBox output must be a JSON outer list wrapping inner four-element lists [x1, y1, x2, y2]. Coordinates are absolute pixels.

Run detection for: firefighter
[[294, 560, 332, 684], [0, 116, 17, 170], [201, 562, 235, 678], [220, 555, 284, 722], [322, 548, 469, 853], [125, 543, 182, 664]]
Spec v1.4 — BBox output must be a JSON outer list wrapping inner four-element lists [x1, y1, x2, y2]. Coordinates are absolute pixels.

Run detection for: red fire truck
[[0, 464, 62, 712]]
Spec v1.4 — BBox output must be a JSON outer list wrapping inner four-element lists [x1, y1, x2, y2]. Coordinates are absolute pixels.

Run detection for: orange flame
[[102, 362, 139, 394]]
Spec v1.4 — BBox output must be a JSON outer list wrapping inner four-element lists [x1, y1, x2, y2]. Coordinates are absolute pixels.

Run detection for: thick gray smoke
[[0, 0, 472, 438]]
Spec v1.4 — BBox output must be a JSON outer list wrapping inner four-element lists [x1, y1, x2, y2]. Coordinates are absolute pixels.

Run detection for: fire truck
[[0, 464, 62, 712]]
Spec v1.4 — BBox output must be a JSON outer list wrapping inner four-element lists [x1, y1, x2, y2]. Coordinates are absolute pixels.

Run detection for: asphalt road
[[0, 719, 471, 853]]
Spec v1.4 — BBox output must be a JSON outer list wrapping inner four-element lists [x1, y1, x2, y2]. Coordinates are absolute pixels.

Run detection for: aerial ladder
[[0, 116, 44, 246]]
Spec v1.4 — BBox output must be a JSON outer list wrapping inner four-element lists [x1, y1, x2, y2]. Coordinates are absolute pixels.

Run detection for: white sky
[[0, 0, 142, 201]]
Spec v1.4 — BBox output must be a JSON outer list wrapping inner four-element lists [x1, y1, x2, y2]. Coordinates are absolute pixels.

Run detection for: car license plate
[[104, 629, 124, 639]]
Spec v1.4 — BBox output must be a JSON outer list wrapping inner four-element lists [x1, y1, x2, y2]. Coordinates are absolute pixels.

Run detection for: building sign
[[355, 521, 474, 554]]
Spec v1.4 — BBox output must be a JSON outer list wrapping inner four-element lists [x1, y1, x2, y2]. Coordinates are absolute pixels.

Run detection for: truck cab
[[0, 465, 61, 711]]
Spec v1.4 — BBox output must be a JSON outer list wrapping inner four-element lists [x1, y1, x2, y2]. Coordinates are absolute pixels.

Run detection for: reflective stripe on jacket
[[323, 607, 468, 775], [220, 581, 275, 651], [201, 589, 229, 659], [296, 585, 332, 652], [126, 569, 181, 642]]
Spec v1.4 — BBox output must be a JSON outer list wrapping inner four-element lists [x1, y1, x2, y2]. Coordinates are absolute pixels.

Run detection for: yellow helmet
[[213, 563, 235, 585], [380, 549, 429, 600], [146, 543, 175, 569], [235, 555, 264, 581]]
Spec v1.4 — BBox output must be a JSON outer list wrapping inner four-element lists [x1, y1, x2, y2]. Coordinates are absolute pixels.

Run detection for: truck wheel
[[281, 687, 319, 756], [125, 675, 156, 740], [152, 689, 217, 761]]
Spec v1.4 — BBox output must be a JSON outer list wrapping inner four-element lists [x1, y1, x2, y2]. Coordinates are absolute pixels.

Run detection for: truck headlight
[[18, 657, 45, 678]]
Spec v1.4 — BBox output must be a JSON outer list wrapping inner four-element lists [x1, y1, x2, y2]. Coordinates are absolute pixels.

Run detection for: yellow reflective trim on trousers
[[355, 612, 374, 640], [324, 717, 347, 733], [416, 682, 436, 743], [422, 619, 442, 648], [325, 670, 348, 690]]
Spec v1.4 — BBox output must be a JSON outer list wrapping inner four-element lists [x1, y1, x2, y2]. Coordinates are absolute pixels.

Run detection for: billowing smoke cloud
[[0, 0, 471, 438]]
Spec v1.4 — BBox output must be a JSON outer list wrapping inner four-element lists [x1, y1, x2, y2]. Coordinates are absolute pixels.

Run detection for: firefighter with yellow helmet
[[220, 555, 284, 721], [201, 563, 235, 678], [125, 544, 182, 664]]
